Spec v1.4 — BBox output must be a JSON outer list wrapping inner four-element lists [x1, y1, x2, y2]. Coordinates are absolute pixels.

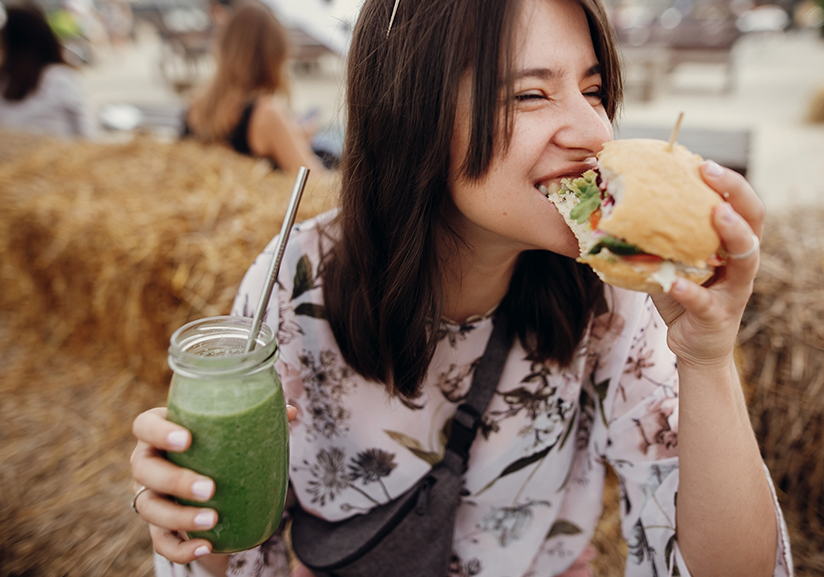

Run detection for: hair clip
[[386, 0, 401, 37]]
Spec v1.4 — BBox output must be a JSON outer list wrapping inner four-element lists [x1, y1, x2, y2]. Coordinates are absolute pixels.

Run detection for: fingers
[[149, 524, 213, 564], [287, 404, 297, 422], [132, 407, 191, 452], [714, 203, 760, 280], [131, 440, 215, 503], [134, 486, 218, 531], [701, 161, 765, 237], [131, 407, 219, 564], [667, 276, 714, 319]]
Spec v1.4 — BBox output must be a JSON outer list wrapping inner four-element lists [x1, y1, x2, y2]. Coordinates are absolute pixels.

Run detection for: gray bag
[[290, 313, 511, 577]]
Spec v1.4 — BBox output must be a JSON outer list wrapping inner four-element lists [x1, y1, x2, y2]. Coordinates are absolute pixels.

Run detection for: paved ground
[[78, 22, 824, 212]]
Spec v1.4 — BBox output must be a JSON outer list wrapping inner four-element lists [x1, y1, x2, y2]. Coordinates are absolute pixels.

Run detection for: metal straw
[[244, 167, 310, 353]]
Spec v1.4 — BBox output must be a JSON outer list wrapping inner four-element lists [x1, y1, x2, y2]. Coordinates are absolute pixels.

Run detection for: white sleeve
[[52, 66, 96, 138]]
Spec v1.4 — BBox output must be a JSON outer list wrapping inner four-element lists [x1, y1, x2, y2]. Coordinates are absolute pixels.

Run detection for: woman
[[131, 0, 792, 575], [183, 1, 327, 174], [0, 5, 94, 138]]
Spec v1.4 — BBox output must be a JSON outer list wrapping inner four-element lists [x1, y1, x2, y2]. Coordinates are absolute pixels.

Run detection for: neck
[[440, 240, 520, 325]]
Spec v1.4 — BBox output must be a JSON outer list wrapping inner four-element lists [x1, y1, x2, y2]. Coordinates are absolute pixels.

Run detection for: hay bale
[[0, 327, 161, 577], [0, 133, 338, 386], [738, 205, 824, 573], [0, 129, 56, 165]]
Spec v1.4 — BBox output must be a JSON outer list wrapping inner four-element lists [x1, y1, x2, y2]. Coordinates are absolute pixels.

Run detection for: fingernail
[[670, 278, 686, 295], [167, 430, 188, 449], [194, 510, 216, 527], [191, 479, 213, 500], [720, 203, 736, 224], [705, 160, 723, 177], [194, 545, 211, 558]]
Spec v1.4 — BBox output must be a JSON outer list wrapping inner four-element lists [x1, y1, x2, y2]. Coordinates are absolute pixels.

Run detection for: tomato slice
[[622, 254, 664, 263], [589, 208, 601, 230], [707, 253, 725, 266]]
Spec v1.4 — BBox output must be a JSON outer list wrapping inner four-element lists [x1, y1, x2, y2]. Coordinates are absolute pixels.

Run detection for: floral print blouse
[[156, 210, 792, 577]]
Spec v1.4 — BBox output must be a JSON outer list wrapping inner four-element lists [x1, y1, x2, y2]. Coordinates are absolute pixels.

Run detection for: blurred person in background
[[0, 4, 95, 138], [182, 0, 329, 175]]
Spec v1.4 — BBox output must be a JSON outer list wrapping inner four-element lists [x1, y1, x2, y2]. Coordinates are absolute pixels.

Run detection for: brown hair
[[187, 1, 290, 142], [0, 6, 69, 102], [323, 0, 623, 399]]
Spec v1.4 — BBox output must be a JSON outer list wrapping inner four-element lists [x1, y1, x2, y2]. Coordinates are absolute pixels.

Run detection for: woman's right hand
[[130, 407, 218, 563], [131, 405, 299, 565]]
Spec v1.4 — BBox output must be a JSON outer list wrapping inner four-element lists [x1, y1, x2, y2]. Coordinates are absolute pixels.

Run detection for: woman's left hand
[[650, 160, 764, 370]]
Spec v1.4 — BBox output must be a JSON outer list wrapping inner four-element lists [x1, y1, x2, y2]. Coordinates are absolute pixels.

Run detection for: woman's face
[[448, 0, 612, 259]]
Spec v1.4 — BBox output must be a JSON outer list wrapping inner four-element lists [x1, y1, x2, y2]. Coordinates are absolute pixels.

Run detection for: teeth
[[538, 184, 549, 196]]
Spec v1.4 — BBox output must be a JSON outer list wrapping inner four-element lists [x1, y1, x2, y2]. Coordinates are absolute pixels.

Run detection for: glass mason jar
[[166, 316, 289, 554]]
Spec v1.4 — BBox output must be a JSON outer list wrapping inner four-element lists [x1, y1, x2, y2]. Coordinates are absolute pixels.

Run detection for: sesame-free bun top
[[597, 139, 723, 268]]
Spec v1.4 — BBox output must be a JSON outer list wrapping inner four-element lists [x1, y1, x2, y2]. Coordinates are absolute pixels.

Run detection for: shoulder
[[231, 208, 338, 323], [244, 209, 339, 295], [279, 209, 340, 281], [250, 96, 290, 130], [246, 96, 294, 157]]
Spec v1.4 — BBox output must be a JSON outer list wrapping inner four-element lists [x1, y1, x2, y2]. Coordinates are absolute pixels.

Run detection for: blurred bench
[[613, 125, 751, 177], [288, 28, 335, 72], [615, 16, 742, 99]]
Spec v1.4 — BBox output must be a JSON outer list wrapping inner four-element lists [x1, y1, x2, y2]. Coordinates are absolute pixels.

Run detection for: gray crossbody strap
[[442, 312, 511, 474]]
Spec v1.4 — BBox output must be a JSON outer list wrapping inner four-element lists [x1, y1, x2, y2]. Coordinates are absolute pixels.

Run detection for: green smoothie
[[166, 367, 289, 553]]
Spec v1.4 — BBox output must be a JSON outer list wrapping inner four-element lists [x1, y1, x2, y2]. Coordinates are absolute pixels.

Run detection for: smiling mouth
[[534, 169, 594, 198], [536, 182, 561, 198]]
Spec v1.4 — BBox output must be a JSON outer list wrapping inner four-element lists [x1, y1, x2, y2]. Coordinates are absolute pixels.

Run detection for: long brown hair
[[323, 0, 623, 399], [0, 6, 69, 102], [187, 1, 290, 142]]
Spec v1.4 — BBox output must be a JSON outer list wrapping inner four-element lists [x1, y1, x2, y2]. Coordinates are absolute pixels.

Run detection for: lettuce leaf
[[564, 170, 601, 225]]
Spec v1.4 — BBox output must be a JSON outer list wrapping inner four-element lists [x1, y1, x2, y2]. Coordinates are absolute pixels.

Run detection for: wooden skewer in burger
[[543, 113, 727, 293]]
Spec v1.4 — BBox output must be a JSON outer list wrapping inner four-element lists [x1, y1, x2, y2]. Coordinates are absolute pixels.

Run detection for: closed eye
[[515, 91, 546, 102], [583, 88, 604, 103]]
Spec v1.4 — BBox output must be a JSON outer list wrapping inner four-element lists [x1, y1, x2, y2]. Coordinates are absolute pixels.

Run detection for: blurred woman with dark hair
[[0, 5, 94, 138], [183, 1, 327, 174]]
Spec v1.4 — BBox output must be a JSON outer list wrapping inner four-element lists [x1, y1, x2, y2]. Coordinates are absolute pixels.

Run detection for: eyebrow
[[510, 63, 602, 82]]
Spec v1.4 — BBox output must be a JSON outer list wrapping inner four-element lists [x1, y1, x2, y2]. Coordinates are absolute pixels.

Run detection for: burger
[[543, 138, 725, 293]]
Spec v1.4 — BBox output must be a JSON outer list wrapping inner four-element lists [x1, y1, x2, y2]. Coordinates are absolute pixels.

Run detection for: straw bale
[[738, 205, 824, 573], [0, 129, 56, 165], [0, 133, 339, 386], [0, 325, 162, 576]]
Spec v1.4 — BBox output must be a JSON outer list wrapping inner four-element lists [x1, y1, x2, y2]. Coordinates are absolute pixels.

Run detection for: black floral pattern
[[628, 518, 660, 577], [305, 447, 351, 506], [436, 323, 477, 346], [625, 346, 654, 379], [226, 534, 290, 577], [478, 499, 551, 547], [349, 448, 397, 500], [437, 359, 480, 402], [275, 295, 304, 345], [489, 360, 573, 450], [299, 349, 354, 440], [448, 552, 483, 577], [349, 448, 397, 482], [296, 446, 400, 509]]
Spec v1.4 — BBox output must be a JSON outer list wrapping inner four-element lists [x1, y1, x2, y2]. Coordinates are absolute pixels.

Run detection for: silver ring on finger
[[727, 233, 760, 260], [131, 485, 150, 514]]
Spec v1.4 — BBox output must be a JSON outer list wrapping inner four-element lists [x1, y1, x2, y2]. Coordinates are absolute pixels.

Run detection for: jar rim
[[168, 316, 279, 378]]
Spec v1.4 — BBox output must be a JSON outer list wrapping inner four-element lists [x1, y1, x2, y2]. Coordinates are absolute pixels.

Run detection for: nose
[[551, 93, 613, 157]]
